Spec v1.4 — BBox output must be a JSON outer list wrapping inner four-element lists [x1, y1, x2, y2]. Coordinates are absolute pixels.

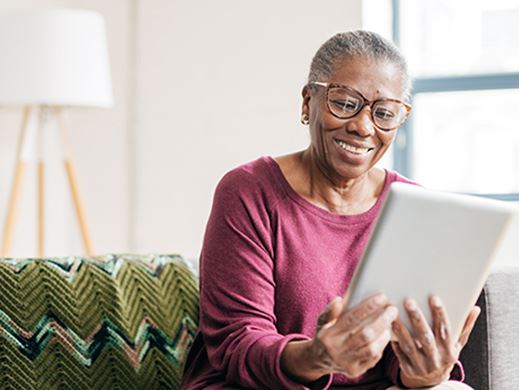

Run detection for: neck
[[298, 149, 379, 215]]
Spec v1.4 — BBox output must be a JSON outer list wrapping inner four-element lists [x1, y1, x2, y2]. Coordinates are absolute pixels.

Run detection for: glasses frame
[[310, 81, 412, 131]]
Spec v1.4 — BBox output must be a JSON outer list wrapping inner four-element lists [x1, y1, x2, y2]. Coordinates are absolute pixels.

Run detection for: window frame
[[391, 0, 519, 200]]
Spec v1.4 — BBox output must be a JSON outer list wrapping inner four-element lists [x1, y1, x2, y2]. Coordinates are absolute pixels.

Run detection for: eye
[[374, 107, 395, 120], [330, 97, 359, 113]]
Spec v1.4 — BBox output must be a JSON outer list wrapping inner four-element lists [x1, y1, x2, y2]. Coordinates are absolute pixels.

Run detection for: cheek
[[376, 131, 397, 152], [309, 98, 343, 130], [310, 115, 344, 146], [309, 121, 333, 161], [312, 116, 340, 140]]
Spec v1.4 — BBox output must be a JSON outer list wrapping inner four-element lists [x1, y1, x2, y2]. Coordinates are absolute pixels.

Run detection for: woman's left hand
[[391, 295, 480, 388]]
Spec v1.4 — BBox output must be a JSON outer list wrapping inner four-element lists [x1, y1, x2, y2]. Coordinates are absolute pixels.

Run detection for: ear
[[301, 85, 311, 116]]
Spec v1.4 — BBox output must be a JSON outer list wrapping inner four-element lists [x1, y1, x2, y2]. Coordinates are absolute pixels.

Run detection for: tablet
[[345, 182, 518, 340]]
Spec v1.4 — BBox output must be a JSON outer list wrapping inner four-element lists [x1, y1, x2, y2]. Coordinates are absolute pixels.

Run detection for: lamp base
[[1, 106, 93, 257]]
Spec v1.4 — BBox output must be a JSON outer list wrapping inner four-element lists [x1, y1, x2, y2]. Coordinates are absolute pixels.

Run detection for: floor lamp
[[0, 9, 113, 257]]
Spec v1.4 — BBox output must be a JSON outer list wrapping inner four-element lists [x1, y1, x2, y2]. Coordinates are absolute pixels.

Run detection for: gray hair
[[308, 30, 411, 99]]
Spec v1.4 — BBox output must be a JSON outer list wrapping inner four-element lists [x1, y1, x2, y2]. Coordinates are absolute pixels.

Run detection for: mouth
[[334, 138, 374, 155]]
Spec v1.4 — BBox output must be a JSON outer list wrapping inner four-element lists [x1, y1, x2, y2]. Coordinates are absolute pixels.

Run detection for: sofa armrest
[[461, 267, 519, 390]]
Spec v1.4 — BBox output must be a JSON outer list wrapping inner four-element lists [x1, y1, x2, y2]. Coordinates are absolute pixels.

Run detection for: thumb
[[317, 296, 343, 331]]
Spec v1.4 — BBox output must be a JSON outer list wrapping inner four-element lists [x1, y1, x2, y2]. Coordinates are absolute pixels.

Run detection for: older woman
[[180, 31, 479, 390]]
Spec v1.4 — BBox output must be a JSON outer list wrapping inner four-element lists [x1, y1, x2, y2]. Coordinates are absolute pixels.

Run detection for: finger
[[457, 306, 481, 349], [405, 298, 438, 360], [391, 341, 415, 376], [345, 305, 398, 350], [429, 295, 452, 350], [317, 296, 344, 330], [391, 316, 425, 374], [339, 293, 389, 332], [353, 328, 392, 370]]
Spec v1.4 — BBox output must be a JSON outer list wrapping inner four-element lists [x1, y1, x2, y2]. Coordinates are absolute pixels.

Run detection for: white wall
[[134, 0, 363, 258], [0, 0, 131, 257], [0, 0, 363, 259]]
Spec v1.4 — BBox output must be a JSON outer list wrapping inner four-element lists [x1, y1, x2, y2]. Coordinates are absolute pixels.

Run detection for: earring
[[301, 113, 309, 125]]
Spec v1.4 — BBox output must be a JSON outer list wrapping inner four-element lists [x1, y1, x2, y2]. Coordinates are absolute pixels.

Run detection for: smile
[[334, 139, 373, 155]]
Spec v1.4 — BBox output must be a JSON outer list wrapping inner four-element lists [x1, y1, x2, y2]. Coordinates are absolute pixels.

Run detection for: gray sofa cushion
[[485, 268, 519, 388], [461, 267, 519, 390]]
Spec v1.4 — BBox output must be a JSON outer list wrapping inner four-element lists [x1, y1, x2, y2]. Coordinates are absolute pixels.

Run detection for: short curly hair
[[308, 30, 411, 99]]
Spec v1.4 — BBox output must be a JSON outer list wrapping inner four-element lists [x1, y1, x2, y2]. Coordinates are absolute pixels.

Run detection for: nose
[[345, 106, 375, 137]]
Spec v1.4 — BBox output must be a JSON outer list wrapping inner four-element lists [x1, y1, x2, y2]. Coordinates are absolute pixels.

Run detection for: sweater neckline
[[264, 156, 394, 224]]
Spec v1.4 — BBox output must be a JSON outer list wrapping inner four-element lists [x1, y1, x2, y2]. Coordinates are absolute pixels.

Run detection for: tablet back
[[346, 182, 517, 339]]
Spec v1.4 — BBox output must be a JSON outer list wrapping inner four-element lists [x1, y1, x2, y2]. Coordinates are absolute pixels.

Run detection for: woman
[[180, 31, 480, 389]]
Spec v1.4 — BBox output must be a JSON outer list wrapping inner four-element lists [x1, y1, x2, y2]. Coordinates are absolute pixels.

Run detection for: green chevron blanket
[[0, 254, 199, 389]]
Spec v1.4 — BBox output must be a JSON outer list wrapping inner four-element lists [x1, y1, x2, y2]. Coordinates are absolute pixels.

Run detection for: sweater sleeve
[[198, 170, 331, 389]]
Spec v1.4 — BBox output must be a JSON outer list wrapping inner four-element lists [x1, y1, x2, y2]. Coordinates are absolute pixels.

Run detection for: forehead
[[327, 56, 404, 100]]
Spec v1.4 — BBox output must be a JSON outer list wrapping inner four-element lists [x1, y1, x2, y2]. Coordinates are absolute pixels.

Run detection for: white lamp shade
[[0, 9, 113, 107]]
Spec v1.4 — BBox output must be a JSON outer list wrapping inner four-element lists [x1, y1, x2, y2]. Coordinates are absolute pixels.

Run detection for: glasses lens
[[372, 101, 407, 130], [327, 87, 362, 118]]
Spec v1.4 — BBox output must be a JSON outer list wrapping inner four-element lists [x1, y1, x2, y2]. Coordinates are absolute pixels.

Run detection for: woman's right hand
[[309, 293, 398, 378]]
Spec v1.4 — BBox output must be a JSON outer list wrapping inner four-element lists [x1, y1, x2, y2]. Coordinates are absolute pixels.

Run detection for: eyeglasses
[[310, 81, 411, 131]]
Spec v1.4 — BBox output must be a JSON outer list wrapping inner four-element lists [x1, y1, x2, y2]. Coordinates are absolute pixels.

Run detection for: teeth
[[336, 140, 370, 154]]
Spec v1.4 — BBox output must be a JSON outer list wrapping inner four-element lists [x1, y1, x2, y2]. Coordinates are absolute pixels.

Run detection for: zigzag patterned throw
[[0, 254, 199, 389]]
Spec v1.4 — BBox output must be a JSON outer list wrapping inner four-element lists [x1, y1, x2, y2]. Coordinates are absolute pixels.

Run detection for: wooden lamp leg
[[54, 107, 94, 256], [2, 107, 32, 257], [37, 109, 45, 257], [38, 159, 44, 257]]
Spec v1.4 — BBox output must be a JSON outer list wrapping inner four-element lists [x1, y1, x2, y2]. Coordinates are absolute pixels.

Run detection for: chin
[[331, 161, 372, 181]]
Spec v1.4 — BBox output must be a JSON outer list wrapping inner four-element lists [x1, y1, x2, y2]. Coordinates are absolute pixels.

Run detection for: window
[[399, 0, 519, 77], [412, 89, 519, 194], [367, 0, 519, 198], [394, 0, 519, 197]]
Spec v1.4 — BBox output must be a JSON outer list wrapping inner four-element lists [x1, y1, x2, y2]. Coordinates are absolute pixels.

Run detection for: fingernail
[[431, 295, 441, 307], [406, 299, 417, 310]]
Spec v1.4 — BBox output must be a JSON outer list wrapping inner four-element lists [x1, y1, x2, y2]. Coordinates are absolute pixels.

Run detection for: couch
[[0, 254, 199, 389], [0, 255, 516, 389], [460, 266, 519, 389]]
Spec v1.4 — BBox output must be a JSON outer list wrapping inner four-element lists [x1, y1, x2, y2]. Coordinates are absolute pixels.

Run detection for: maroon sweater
[[180, 157, 462, 389]]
